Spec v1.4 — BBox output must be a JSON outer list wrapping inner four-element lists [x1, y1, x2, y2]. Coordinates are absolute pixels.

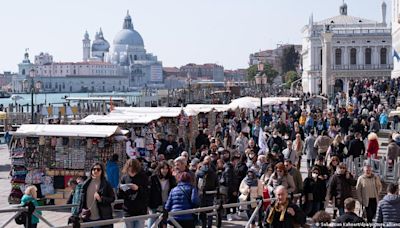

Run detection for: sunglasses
[[92, 168, 102, 172]]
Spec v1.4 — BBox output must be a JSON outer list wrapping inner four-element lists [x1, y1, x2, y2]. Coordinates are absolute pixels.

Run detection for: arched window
[[380, 48, 387, 65], [134, 55, 138, 61], [22, 69, 25, 75], [365, 48, 372, 65], [335, 49, 342, 65], [350, 48, 357, 65]]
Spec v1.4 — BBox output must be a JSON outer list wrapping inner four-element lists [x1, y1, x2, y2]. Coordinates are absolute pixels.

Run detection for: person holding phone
[[118, 159, 149, 228]]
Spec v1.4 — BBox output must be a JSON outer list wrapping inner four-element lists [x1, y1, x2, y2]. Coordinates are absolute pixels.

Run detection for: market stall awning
[[14, 124, 125, 137], [229, 96, 301, 109], [79, 114, 158, 124], [112, 107, 183, 117], [184, 104, 234, 116]]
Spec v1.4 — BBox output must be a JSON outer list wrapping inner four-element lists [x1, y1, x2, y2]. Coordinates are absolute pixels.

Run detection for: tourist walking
[[334, 198, 364, 227], [239, 168, 263, 228], [375, 183, 400, 227], [80, 163, 115, 227], [148, 161, 176, 227], [327, 163, 356, 216], [118, 159, 149, 228], [165, 172, 200, 228], [303, 130, 317, 170], [356, 164, 382, 223], [265, 186, 306, 228], [20, 186, 42, 228]]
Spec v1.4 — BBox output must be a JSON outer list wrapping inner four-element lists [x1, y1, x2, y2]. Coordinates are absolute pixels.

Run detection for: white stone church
[[301, 2, 392, 95]]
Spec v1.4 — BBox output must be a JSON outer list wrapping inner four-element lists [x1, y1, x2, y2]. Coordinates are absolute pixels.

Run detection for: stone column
[[344, 46, 348, 69], [321, 30, 334, 96], [373, 46, 379, 66], [358, 47, 364, 67]]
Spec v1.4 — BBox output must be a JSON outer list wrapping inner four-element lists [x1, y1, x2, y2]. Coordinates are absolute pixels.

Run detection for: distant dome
[[92, 39, 110, 52], [92, 29, 110, 52], [113, 29, 144, 47]]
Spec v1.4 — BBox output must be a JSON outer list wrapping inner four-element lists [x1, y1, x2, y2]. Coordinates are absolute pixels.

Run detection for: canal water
[[0, 92, 142, 106]]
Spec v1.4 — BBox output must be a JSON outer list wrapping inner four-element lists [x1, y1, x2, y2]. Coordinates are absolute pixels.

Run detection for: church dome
[[92, 29, 110, 52], [113, 29, 144, 47]]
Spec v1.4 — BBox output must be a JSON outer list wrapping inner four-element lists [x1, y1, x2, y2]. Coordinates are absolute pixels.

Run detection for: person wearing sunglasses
[[80, 162, 115, 227]]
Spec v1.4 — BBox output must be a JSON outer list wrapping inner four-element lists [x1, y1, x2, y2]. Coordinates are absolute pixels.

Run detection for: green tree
[[284, 71, 299, 89], [281, 46, 300, 74], [246, 63, 279, 84]]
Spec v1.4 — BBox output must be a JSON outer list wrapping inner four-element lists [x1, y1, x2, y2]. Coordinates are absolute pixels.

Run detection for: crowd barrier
[[0, 193, 301, 228], [343, 155, 400, 183]]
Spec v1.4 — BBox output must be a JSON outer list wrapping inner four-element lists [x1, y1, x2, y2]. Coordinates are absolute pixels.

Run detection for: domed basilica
[[82, 11, 163, 88]]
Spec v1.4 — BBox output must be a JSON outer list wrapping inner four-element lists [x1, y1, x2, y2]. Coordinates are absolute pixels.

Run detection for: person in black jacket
[[148, 161, 176, 227], [220, 156, 239, 221], [327, 163, 357, 217], [118, 159, 149, 228], [302, 167, 327, 217], [265, 185, 306, 228], [80, 162, 115, 228], [196, 129, 210, 150], [196, 156, 218, 228], [335, 198, 364, 228], [348, 132, 365, 158]]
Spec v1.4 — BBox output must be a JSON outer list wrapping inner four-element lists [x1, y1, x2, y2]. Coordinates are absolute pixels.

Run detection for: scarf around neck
[[266, 201, 289, 224]]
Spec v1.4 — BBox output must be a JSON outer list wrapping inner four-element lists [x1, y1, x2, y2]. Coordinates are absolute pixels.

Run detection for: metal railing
[[0, 194, 302, 228]]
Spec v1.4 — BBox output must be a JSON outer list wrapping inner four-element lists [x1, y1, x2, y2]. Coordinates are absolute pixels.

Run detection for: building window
[[335, 49, 342, 65], [380, 48, 387, 65], [350, 48, 357, 65], [365, 48, 372, 65]]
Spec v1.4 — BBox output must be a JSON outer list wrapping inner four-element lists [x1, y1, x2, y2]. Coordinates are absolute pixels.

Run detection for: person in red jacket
[[367, 132, 379, 158]]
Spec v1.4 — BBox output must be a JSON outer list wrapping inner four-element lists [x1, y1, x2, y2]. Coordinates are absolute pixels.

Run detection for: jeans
[[246, 207, 256, 225], [124, 220, 144, 228], [147, 208, 158, 228]]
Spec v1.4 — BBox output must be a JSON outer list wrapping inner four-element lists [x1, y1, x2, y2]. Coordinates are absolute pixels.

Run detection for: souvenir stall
[[8, 124, 127, 205], [78, 107, 186, 160]]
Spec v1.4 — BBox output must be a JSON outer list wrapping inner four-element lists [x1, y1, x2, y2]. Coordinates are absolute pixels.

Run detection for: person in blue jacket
[[20, 185, 42, 228], [106, 154, 120, 193], [165, 171, 199, 228]]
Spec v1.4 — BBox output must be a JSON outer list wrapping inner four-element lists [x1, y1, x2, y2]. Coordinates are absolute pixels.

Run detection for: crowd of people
[[18, 79, 400, 228]]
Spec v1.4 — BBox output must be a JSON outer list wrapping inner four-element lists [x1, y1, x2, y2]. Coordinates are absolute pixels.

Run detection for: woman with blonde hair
[[20, 185, 42, 228], [367, 132, 379, 158], [326, 134, 346, 162]]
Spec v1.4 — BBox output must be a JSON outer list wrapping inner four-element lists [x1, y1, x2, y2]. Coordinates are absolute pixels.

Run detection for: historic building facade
[[301, 2, 392, 94], [392, 0, 400, 78], [12, 11, 162, 93]]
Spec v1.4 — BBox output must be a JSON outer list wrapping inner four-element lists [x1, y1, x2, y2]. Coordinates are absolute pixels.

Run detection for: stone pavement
[[0, 132, 392, 227]]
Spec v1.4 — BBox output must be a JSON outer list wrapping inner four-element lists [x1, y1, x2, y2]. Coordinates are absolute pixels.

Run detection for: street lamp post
[[29, 69, 36, 124], [255, 63, 267, 128]]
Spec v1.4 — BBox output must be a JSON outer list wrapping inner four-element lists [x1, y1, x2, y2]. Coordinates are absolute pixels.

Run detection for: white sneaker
[[227, 214, 233, 221]]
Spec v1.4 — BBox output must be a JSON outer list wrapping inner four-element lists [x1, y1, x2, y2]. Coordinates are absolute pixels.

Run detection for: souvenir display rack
[[8, 125, 127, 205]]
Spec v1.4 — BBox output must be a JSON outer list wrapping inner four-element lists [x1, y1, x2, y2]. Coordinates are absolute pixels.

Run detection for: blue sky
[[0, 0, 391, 72]]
